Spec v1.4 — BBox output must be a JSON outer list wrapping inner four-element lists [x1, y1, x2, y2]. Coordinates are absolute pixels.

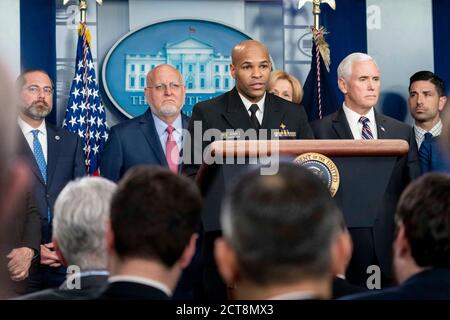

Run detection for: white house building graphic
[[125, 36, 234, 94]]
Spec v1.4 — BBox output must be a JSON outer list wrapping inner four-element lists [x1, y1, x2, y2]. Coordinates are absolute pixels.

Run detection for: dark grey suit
[[18, 122, 85, 291], [311, 107, 420, 286]]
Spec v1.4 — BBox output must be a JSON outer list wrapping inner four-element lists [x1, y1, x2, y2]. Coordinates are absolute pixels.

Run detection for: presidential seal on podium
[[294, 152, 340, 197]]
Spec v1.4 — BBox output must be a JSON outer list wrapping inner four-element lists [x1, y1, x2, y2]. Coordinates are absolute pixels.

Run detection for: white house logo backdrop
[[103, 19, 251, 119]]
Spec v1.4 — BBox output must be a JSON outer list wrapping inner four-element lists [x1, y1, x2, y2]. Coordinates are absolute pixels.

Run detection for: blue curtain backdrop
[[20, 0, 57, 125], [433, 0, 450, 95], [321, 0, 368, 106]]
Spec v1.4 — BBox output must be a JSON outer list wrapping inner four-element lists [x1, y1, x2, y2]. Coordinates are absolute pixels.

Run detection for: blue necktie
[[359, 116, 374, 140], [419, 132, 433, 174], [32, 130, 51, 223]]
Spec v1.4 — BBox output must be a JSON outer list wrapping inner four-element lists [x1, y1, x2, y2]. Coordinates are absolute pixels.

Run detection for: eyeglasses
[[147, 82, 183, 92], [24, 85, 53, 96]]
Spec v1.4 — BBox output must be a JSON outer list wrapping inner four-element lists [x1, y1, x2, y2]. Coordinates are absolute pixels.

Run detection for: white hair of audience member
[[52, 177, 117, 270], [337, 52, 379, 80]]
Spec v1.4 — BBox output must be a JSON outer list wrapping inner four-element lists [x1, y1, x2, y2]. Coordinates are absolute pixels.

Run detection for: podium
[[195, 139, 411, 297], [196, 139, 409, 232]]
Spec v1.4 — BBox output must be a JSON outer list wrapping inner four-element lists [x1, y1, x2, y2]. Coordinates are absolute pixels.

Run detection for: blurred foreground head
[[216, 163, 347, 299]]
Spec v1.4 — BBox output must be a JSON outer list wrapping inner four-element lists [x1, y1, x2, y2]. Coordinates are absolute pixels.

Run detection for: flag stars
[[77, 115, 85, 126], [74, 73, 82, 84], [70, 101, 78, 112], [88, 116, 96, 127], [69, 116, 77, 127], [72, 88, 80, 99]]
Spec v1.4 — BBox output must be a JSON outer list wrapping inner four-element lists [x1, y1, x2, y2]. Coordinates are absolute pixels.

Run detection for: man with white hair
[[18, 177, 116, 300], [100, 64, 190, 181], [311, 52, 420, 288]]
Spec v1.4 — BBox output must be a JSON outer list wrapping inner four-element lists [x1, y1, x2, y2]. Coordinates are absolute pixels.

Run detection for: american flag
[[62, 23, 109, 175]]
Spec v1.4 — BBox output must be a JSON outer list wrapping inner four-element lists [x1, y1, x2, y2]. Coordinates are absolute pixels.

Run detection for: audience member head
[[268, 70, 304, 104], [393, 172, 450, 284], [108, 166, 202, 291], [231, 40, 272, 103], [52, 177, 117, 271], [337, 52, 380, 115], [215, 163, 346, 299], [408, 71, 447, 131], [145, 64, 186, 124]]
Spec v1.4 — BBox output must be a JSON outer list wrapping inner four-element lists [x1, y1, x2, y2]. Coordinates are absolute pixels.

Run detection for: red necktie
[[166, 125, 179, 173]]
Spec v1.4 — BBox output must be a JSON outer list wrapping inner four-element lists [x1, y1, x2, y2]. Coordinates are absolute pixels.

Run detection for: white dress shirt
[[238, 92, 266, 125], [108, 275, 172, 297], [342, 103, 378, 140], [18, 117, 48, 162]]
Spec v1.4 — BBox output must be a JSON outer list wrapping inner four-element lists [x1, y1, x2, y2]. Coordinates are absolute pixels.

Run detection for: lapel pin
[[55, 135, 60, 140]]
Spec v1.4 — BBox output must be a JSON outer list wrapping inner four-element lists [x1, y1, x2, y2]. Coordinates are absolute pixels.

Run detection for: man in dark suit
[[345, 173, 450, 300], [408, 71, 446, 150], [311, 53, 420, 287], [18, 177, 116, 300], [183, 39, 313, 178], [101, 64, 189, 182], [98, 166, 202, 300], [182, 40, 313, 299], [16, 69, 85, 291]]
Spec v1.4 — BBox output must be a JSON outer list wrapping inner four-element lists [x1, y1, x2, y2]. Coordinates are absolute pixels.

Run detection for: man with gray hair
[[18, 177, 116, 300], [311, 52, 420, 287], [214, 163, 349, 299]]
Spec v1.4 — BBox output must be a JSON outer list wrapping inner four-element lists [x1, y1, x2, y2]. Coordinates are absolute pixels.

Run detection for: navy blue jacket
[[343, 268, 450, 300]]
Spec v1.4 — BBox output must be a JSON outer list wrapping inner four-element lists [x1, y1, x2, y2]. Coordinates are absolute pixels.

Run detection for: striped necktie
[[359, 116, 374, 140]]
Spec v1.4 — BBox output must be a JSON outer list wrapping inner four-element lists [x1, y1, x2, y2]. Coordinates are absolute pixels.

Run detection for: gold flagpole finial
[[63, 0, 103, 24], [298, 0, 336, 30]]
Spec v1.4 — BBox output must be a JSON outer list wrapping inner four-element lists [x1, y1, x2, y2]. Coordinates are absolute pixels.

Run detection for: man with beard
[[16, 69, 85, 292], [100, 64, 190, 181]]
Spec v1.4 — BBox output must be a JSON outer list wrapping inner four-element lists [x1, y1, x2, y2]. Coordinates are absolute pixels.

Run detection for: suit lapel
[[261, 93, 283, 130], [18, 129, 45, 185], [221, 88, 254, 131], [374, 111, 388, 139], [139, 109, 167, 166], [46, 124, 60, 186], [332, 108, 354, 139]]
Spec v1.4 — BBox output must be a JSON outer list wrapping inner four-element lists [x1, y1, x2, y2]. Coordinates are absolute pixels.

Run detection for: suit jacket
[[100, 109, 190, 182], [98, 281, 170, 300], [310, 107, 420, 274], [18, 122, 85, 244], [183, 87, 314, 177], [17, 274, 108, 300], [0, 192, 41, 298], [419, 136, 450, 174], [343, 268, 450, 300]]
